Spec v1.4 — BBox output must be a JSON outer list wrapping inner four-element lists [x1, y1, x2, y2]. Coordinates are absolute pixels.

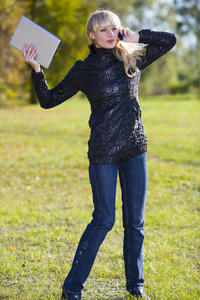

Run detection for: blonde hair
[[86, 9, 146, 77]]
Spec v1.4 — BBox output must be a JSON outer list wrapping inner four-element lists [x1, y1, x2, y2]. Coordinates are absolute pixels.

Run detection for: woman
[[23, 9, 176, 300]]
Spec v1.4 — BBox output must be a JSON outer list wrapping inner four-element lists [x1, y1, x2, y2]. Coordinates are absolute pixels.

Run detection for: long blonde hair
[[86, 9, 146, 77]]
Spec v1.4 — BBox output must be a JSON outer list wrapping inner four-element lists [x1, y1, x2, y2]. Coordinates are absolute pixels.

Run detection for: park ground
[[0, 94, 199, 299]]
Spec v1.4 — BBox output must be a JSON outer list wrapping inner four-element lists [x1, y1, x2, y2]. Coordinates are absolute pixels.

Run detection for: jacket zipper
[[101, 52, 120, 158]]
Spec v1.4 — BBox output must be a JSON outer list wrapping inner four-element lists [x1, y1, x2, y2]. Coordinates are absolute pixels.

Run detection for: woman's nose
[[108, 29, 114, 36]]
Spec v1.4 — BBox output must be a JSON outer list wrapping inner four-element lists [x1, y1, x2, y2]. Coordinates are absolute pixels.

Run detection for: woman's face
[[90, 25, 119, 48]]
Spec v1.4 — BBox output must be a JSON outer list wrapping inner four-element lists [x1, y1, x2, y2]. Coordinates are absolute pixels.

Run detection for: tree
[[174, 0, 200, 91], [120, 0, 199, 94], [26, 0, 97, 103], [0, 0, 30, 105], [125, 0, 179, 95], [0, 0, 97, 105], [1, 0, 199, 105]]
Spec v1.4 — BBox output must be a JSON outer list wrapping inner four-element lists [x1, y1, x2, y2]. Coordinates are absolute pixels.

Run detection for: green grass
[[0, 95, 199, 299]]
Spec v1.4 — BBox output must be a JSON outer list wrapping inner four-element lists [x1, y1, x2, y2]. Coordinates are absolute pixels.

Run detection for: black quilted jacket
[[31, 29, 176, 164]]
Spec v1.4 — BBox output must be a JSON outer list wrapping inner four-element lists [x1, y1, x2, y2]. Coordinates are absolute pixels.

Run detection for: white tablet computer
[[10, 16, 61, 68]]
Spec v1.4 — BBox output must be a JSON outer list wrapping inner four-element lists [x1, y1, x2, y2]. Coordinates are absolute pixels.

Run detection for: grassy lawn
[[0, 95, 199, 299]]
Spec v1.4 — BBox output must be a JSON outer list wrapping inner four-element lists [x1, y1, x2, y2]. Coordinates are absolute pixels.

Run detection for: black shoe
[[130, 288, 150, 300], [61, 290, 81, 300]]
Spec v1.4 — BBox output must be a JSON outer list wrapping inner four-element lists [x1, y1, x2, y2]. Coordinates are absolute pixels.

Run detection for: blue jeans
[[62, 153, 147, 296]]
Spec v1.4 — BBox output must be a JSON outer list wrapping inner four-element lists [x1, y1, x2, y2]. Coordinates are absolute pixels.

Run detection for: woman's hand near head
[[118, 27, 139, 43], [23, 43, 41, 73]]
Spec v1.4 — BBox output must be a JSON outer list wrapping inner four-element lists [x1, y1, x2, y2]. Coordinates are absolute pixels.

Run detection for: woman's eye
[[112, 27, 117, 31], [100, 28, 106, 32]]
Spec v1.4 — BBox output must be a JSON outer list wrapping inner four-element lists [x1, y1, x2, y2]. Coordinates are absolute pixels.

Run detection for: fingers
[[23, 43, 38, 61], [122, 27, 132, 37], [118, 28, 138, 43], [26, 44, 38, 61], [28, 46, 38, 61], [117, 27, 133, 42], [118, 26, 123, 35], [22, 43, 27, 56]]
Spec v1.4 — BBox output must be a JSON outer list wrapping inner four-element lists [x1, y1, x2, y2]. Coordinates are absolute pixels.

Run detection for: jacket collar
[[88, 44, 114, 56]]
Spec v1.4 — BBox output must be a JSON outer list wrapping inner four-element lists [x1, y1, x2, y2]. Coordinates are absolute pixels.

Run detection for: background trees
[[0, 0, 96, 104], [0, 0, 28, 104], [0, 0, 199, 105], [174, 0, 200, 92]]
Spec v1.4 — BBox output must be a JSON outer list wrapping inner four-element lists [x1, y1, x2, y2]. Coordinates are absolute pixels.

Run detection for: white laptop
[[10, 16, 61, 68]]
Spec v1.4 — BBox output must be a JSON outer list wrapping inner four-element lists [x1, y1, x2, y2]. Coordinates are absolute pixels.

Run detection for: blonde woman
[[23, 9, 176, 300]]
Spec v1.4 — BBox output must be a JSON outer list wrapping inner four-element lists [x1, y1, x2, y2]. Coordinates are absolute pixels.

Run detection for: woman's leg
[[62, 163, 118, 296], [118, 153, 147, 293]]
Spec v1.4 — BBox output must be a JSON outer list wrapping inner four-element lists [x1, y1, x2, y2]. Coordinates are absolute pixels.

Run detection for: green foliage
[[0, 95, 199, 299], [0, 0, 30, 105], [0, 0, 199, 106], [0, 0, 97, 105], [27, 0, 96, 88], [174, 0, 200, 38]]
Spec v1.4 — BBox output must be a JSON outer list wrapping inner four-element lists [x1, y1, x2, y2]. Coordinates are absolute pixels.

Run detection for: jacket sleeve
[[137, 29, 177, 70], [31, 64, 79, 109]]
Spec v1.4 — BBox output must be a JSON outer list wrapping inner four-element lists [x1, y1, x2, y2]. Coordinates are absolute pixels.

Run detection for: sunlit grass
[[0, 95, 199, 299]]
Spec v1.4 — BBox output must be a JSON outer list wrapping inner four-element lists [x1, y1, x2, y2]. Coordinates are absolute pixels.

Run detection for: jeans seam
[[119, 167, 131, 283], [85, 164, 101, 242], [67, 165, 101, 288]]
